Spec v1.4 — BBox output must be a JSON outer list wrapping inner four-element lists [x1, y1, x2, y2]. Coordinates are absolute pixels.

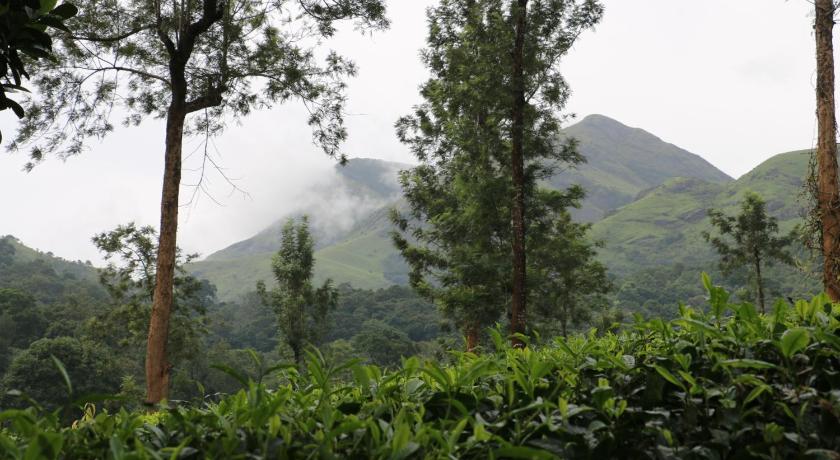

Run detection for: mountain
[[1, 235, 100, 283], [190, 115, 739, 300], [553, 115, 733, 221], [590, 149, 811, 274], [189, 158, 410, 296]]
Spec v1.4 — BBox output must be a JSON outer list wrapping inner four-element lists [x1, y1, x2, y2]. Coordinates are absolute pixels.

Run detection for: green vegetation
[[3, 1, 837, 457], [3, 280, 840, 458], [257, 217, 338, 368], [703, 193, 797, 312], [0, 0, 76, 141]]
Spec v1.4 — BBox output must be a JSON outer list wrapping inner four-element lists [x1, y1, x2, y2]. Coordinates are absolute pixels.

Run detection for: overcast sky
[[0, 0, 828, 264]]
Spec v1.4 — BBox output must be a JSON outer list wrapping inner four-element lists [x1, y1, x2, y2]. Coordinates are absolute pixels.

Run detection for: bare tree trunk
[[145, 66, 187, 403], [754, 255, 766, 314], [292, 344, 302, 371], [466, 323, 479, 353], [509, 0, 528, 348], [816, 0, 840, 301], [561, 303, 568, 338]]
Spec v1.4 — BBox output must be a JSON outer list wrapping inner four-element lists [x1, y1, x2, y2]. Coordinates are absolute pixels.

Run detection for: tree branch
[[185, 85, 224, 113], [71, 24, 155, 43]]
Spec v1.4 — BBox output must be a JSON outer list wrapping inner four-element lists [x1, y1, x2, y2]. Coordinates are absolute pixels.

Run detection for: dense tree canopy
[[393, 0, 603, 349]]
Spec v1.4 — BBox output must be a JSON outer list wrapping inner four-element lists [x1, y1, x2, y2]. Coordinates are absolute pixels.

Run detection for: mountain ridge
[[190, 114, 744, 300]]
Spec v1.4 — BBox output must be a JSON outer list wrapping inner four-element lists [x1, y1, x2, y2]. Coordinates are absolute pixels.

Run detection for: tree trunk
[[509, 0, 528, 348], [145, 101, 186, 405], [816, 0, 840, 301], [560, 303, 568, 338], [466, 323, 480, 353], [754, 255, 766, 314], [292, 344, 302, 371]]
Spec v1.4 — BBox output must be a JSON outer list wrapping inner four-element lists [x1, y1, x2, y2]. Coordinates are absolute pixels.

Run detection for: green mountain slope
[[591, 149, 819, 316], [191, 115, 737, 300], [554, 115, 733, 221], [203, 158, 408, 263], [2, 235, 100, 283], [590, 149, 811, 275]]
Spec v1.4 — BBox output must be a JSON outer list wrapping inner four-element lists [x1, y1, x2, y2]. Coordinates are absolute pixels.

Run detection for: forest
[[1, 0, 840, 458]]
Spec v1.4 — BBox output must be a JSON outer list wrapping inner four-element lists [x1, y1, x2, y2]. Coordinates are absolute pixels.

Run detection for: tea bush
[[2, 276, 840, 459]]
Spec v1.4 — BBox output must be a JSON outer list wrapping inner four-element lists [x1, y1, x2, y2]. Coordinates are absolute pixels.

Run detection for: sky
[[0, 0, 829, 265]]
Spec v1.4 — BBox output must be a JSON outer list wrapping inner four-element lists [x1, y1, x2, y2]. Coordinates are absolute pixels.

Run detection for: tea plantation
[[2, 278, 840, 459]]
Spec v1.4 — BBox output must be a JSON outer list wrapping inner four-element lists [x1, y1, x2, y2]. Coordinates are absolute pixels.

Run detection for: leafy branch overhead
[[0, 0, 77, 142], [7, 0, 388, 167]]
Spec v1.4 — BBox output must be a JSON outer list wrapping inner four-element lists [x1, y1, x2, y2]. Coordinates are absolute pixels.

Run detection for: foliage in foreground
[[2, 277, 840, 459]]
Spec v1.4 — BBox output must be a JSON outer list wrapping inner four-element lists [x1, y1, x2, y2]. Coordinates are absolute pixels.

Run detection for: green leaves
[[2, 284, 840, 459], [0, 0, 77, 142], [778, 327, 810, 359]]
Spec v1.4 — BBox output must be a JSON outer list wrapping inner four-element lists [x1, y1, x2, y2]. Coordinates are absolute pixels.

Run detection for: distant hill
[[592, 149, 820, 314], [190, 115, 743, 300], [590, 149, 812, 274], [2, 235, 99, 283], [554, 115, 733, 221], [189, 158, 410, 295]]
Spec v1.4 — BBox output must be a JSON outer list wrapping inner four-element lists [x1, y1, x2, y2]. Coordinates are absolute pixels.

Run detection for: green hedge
[[2, 276, 840, 459]]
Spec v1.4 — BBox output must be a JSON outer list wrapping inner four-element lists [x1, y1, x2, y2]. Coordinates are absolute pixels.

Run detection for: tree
[[8, 0, 387, 403], [530, 210, 610, 337], [0, 288, 47, 349], [88, 223, 212, 392], [702, 193, 797, 313], [812, 0, 840, 301], [0, 0, 77, 141], [1, 336, 120, 411], [351, 319, 417, 367], [393, 0, 602, 348], [257, 217, 337, 368], [0, 237, 15, 266]]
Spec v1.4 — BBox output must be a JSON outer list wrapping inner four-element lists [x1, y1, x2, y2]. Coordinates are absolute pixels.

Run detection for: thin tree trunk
[[816, 0, 840, 301], [754, 255, 766, 314], [561, 303, 568, 338], [145, 101, 186, 404], [509, 0, 528, 348], [466, 323, 479, 353], [292, 345, 302, 371]]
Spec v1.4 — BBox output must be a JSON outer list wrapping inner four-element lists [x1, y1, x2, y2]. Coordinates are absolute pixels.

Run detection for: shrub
[[1, 278, 840, 458]]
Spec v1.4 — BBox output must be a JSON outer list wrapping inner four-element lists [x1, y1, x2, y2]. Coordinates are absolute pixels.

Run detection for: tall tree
[[392, 155, 513, 352], [89, 223, 212, 390], [814, 0, 840, 301], [8, 0, 387, 403], [530, 209, 609, 338], [393, 0, 602, 348], [257, 217, 337, 368], [702, 193, 797, 313]]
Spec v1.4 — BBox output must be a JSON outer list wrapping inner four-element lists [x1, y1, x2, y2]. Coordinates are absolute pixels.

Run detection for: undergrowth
[[2, 275, 840, 459]]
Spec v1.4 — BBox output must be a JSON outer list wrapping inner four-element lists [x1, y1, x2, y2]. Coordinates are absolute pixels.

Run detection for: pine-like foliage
[[392, 0, 604, 348], [257, 217, 337, 367]]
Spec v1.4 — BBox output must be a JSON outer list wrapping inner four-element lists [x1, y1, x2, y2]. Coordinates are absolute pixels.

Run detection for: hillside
[[554, 115, 733, 221], [592, 149, 819, 316], [590, 149, 811, 274], [192, 115, 736, 300], [189, 159, 410, 295], [1, 235, 99, 284]]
